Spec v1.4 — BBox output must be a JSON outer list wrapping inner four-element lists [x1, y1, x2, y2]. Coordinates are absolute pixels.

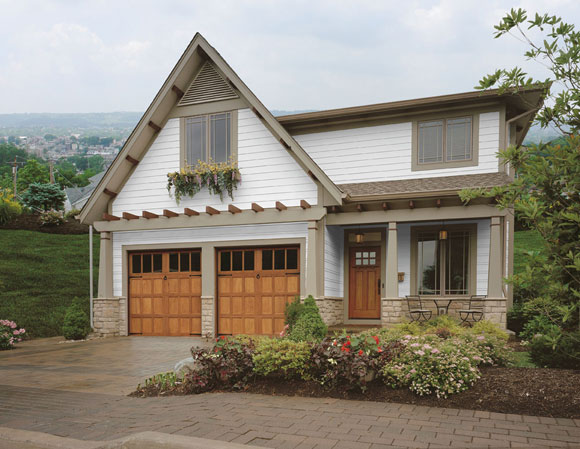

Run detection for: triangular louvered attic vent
[[178, 61, 239, 106]]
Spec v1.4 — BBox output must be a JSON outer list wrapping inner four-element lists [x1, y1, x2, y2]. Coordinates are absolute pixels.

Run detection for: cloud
[[0, 0, 579, 112]]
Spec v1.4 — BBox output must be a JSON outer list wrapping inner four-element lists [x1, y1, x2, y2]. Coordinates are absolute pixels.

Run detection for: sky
[[1, 0, 579, 114]]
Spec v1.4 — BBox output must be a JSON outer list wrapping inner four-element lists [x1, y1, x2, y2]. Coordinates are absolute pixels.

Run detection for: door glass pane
[[169, 253, 178, 272], [370, 251, 376, 258], [210, 113, 230, 163], [274, 249, 285, 270], [363, 252, 368, 258], [220, 251, 231, 272], [186, 116, 207, 165], [286, 249, 298, 270], [142, 254, 152, 273], [132, 254, 141, 274], [356, 252, 362, 258], [262, 250, 273, 270], [232, 251, 243, 271], [417, 232, 440, 295], [447, 117, 471, 161], [244, 251, 254, 271], [363, 259, 369, 265], [153, 254, 162, 273], [419, 120, 443, 163], [355, 258, 362, 266], [370, 258, 376, 265], [180, 252, 190, 272], [191, 252, 201, 272], [446, 231, 470, 295]]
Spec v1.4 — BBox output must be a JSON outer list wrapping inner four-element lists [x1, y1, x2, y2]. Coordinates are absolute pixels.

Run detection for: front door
[[349, 246, 381, 319]]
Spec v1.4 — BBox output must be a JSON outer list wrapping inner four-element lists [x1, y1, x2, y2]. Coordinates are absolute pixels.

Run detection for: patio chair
[[406, 295, 432, 322], [458, 295, 486, 326]]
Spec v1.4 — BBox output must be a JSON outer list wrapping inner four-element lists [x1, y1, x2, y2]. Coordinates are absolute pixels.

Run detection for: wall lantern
[[439, 230, 448, 240], [355, 232, 365, 244]]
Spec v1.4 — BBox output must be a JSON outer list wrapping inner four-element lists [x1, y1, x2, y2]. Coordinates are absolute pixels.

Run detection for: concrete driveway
[[0, 336, 209, 395]]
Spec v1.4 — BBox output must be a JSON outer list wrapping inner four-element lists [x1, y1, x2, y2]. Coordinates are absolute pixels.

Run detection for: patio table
[[429, 298, 465, 316]]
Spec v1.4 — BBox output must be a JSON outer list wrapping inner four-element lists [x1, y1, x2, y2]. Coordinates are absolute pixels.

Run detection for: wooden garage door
[[218, 247, 299, 336], [129, 250, 201, 336]]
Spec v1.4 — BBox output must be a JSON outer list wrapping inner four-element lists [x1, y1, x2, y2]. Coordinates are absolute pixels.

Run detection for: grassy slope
[[0, 230, 99, 337]]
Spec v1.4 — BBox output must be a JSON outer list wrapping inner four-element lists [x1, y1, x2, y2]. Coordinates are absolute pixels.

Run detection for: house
[[64, 172, 105, 212], [80, 34, 544, 337]]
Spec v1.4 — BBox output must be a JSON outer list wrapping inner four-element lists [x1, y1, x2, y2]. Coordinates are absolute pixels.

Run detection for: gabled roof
[[80, 33, 343, 224], [65, 172, 104, 206]]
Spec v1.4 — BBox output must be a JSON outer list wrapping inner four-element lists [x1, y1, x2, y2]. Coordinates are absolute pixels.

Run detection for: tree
[[461, 8, 580, 365], [17, 159, 49, 192], [21, 183, 65, 211]]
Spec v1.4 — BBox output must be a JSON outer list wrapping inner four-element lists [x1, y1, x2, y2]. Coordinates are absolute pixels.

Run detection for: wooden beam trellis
[[163, 209, 179, 218], [275, 201, 287, 211], [251, 203, 264, 213], [184, 208, 199, 216], [122, 212, 139, 220], [228, 204, 242, 214], [206, 206, 220, 215], [142, 211, 159, 219], [103, 213, 120, 221]]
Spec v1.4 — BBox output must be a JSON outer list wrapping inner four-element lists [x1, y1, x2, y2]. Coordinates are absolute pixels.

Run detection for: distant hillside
[[0, 111, 561, 144], [0, 112, 142, 138]]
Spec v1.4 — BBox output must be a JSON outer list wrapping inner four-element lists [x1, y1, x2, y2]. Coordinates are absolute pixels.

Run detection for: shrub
[[0, 190, 22, 225], [39, 210, 65, 227], [64, 208, 81, 220], [310, 334, 403, 391], [0, 319, 26, 350], [382, 336, 482, 398], [284, 296, 304, 330], [183, 337, 255, 394], [21, 183, 66, 211], [62, 298, 91, 340], [520, 315, 557, 342], [252, 338, 311, 379], [529, 330, 580, 369], [288, 296, 327, 342], [467, 320, 509, 341], [423, 315, 463, 333]]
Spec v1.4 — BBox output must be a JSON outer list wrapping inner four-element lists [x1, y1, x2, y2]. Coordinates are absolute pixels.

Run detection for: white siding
[[112, 108, 317, 216], [112, 222, 308, 296], [324, 225, 344, 297], [294, 111, 501, 184], [395, 219, 490, 298]]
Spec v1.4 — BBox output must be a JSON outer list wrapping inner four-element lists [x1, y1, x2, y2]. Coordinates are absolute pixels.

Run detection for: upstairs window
[[413, 114, 478, 171], [184, 112, 234, 166]]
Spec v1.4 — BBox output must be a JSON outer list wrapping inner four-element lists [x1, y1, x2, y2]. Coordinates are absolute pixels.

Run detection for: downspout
[[89, 225, 94, 329]]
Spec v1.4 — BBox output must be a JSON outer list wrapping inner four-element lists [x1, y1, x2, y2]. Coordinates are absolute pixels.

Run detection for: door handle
[[163, 276, 167, 280], [378, 278, 381, 295]]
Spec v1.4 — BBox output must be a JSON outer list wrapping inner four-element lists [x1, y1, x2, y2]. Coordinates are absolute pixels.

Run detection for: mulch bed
[[0, 214, 90, 234], [134, 367, 580, 418]]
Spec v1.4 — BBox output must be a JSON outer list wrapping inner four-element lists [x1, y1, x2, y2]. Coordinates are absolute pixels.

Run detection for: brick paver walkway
[[1, 384, 579, 448]]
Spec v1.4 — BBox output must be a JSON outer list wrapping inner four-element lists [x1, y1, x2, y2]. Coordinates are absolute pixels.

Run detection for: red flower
[[377, 348, 383, 353], [358, 349, 363, 355], [344, 340, 351, 346], [344, 347, 350, 353], [220, 336, 226, 340], [372, 336, 379, 344]]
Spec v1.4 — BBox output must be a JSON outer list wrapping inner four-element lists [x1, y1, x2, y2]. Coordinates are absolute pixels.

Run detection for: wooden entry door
[[218, 247, 300, 336], [129, 250, 202, 336], [349, 246, 381, 319]]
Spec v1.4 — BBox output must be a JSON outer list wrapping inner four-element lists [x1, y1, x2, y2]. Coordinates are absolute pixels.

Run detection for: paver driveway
[[0, 336, 206, 394], [1, 337, 579, 448]]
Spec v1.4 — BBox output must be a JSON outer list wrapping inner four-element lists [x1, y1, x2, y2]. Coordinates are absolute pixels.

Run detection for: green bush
[[39, 211, 65, 227], [0, 190, 22, 225], [467, 320, 509, 341], [520, 315, 557, 342], [62, 297, 91, 340], [284, 296, 303, 330], [253, 338, 311, 379], [288, 296, 327, 342], [64, 208, 81, 220], [21, 183, 66, 211], [529, 330, 580, 369]]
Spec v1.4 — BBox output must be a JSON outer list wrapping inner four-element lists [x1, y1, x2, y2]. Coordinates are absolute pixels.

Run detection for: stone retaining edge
[[0, 427, 262, 449]]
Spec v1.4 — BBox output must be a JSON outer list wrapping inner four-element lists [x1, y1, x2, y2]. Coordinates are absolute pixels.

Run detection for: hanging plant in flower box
[[167, 159, 241, 203]]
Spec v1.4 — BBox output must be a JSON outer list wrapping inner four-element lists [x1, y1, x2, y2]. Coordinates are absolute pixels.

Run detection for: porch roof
[[339, 172, 511, 200]]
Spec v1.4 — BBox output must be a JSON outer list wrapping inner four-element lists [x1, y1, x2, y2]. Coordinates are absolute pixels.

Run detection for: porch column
[[488, 216, 504, 298], [97, 231, 113, 298], [201, 244, 216, 338], [386, 222, 398, 298], [306, 219, 323, 298], [486, 216, 507, 328]]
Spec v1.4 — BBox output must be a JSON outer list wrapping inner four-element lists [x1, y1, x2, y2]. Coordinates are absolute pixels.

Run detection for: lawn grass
[[514, 229, 545, 276], [0, 230, 99, 338], [510, 350, 537, 368]]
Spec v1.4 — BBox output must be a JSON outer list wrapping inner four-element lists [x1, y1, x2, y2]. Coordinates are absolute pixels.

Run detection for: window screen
[[418, 120, 443, 163]]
